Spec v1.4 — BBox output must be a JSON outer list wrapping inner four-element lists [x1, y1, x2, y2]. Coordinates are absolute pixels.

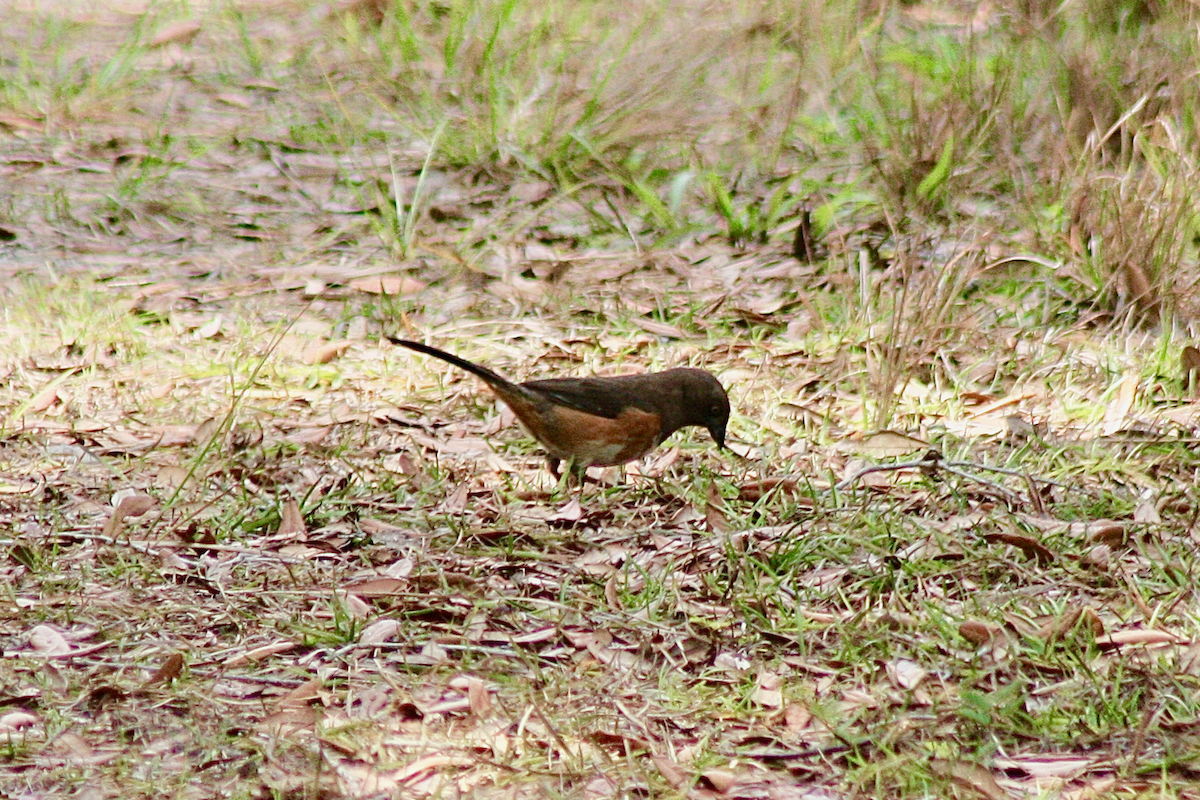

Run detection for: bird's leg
[[570, 459, 591, 488], [546, 456, 592, 495], [547, 456, 572, 495]]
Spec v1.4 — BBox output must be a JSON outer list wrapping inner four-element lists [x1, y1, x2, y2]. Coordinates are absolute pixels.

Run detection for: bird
[[388, 337, 730, 480]]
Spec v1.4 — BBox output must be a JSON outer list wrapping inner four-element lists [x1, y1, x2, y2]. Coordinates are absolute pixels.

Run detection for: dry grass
[[4, 1, 1200, 798]]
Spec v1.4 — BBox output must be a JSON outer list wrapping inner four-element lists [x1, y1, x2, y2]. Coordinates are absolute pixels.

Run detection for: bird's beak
[[709, 423, 727, 449]]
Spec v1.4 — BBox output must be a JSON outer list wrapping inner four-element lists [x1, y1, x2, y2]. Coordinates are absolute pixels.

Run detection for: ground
[[3, 1, 1200, 798]]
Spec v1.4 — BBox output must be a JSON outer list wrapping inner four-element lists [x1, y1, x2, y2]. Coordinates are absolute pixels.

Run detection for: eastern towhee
[[389, 337, 730, 478]]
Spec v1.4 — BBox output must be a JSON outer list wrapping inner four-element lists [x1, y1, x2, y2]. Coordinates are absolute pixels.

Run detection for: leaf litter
[[3, 3, 1200, 799]]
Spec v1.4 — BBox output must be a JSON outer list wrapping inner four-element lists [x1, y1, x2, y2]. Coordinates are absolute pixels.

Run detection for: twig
[[833, 450, 1089, 504]]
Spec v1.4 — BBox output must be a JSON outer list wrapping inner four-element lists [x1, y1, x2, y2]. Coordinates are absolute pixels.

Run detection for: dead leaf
[[1097, 629, 1186, 649], [463, 676, 490, 716], [197, 315, 222, 339], [117, 490, 156, 514], [1035, 607, 1104, 641], [0, 113, 41, 131], [850, 430, 929, 458], [1081, 544, 1111, 570], [223, 641, 296, 667], [442, 482, 470, 514], [887, 658, 927, 690], [632, 317, 689, 339], [698, 768, 739, 792], [959, 620, 999, 645], [304, 339, 353, 364], [149, 21, 202, 47], [286, 425, 332, 446], [546, 498, 584, 524], [194, 416, 223, 446], [783, 703, 811, 732], [580, 773, 623, 799], [752, 669, 783, 708], [27, 384, 59, 413], [705, 482, 729, 533], [28, 625, 71, 655], [965, 391, 1037, 418], [277, 497, 307, 537], [604, 572, 623, 612], [101, 492, 156, 538], [931, 759, 1009, 800], [738, 477, 815, 503], [340, 593, 372, 618], [651, 755, 689, 789], [144, 652, 185, 686], [155, 465, 190, 490], [276, 677, 324, 709], [1102, 370, 1139, 435], [359, 618, 401, 645], [348, 275, 427, 295], [991, 753, 1092, 778], [1085, 520, 1127, 545], [343, 577, 407, 597], [0, 711, 38, 734], [982, 531, 1054, 564], [140, 425, 199, 447]]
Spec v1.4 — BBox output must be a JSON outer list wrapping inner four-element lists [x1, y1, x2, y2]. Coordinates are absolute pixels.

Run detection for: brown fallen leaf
[[224, 640, 296, 667], [194, 416, 223, 446], [28, 624, 71, 656], [149, 21, 202, 47], [982, 531, 1054, 565], [0, 113, 42, 131], [343, 577, 407, 597], [751, 669, 783, 708], [698, 768, 739, 793], [442, 482, 470, 514], [887, 658, 927, 690], [101, 492, 157, 538], [463, 676, 490, 716], [277, 497, 307, 537], [604, 572, 623, 612], [991, 753, 1092, 778], [931, 759, 1009, 800], [0, 711, 39, 734], [1097, 628, 1186, 649], [705, 482, 729, 533], [1035, 606, 1104, 641], [959, 620, 999, 646], [140, 425, 199, 447], [144, 652, 185, 687], [1101, 370, 1139, 435], [359, 618, 401, 645], [286, 425, 332, 446], [651, 755, 688, 790], [348, 275, 427, 295], [632, 316, 689, 339], [546, 498, 584, 525], [1084, 520, 1127, 545], [849, 429, 929, 458], [27, 384, 60, 413], [275, 677, 324, 710], [737, 477, 816, 505], [303, 339, 353, 364], [791, 206, 817, 262]]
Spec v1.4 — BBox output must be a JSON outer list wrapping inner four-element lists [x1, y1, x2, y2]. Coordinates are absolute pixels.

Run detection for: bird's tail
[[387, 337, 517, 391]]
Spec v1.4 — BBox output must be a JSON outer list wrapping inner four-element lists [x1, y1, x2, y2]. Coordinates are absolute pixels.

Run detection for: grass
[[4, 0, 1200, 797]]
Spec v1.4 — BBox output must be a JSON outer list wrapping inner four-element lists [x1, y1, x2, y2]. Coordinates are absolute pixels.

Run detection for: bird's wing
[[521, 376, 653, 420]]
